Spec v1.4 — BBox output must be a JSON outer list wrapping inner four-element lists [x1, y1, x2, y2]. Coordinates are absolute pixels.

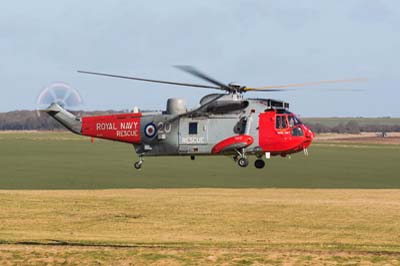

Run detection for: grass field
[[0, 131, 400, 189], [1, 132, 400, 265]]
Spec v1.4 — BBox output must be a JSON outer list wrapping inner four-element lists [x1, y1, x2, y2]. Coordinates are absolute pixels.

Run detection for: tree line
[[306, 120, 400, 134]]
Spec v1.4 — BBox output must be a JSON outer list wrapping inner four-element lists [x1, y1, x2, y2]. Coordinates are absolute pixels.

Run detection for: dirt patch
[[315, 132, 400, 145], [330, 136, 400, 145]]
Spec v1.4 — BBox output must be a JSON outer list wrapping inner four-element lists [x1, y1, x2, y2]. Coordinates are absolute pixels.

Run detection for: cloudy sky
[[1, 0, 399, 116]]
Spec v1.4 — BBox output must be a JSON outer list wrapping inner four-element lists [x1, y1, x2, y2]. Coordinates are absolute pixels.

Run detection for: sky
[[1, 0, 399, 117]]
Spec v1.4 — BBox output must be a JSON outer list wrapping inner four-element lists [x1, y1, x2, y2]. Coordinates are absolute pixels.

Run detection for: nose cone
[[303, 125, 314, 148], [306, 127, 315, 139]]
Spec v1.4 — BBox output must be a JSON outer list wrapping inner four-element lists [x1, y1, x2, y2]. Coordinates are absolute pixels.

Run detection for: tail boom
[[45, 103, 142, 144], [44, 103, 82, 134]]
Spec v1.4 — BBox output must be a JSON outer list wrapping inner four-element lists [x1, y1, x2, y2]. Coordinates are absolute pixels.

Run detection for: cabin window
[[189, 122, 198, 135], [275, 115, 287, 129]]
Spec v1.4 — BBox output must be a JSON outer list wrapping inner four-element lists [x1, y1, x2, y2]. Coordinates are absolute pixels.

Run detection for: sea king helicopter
[[42, 66, 360, 169]]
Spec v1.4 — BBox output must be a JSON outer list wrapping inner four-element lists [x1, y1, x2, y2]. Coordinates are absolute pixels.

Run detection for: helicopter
[[43, 66, 361, 169]]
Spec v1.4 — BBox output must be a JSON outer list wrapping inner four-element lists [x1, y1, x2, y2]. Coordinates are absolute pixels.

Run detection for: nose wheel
[[254, 159, 265, 169]]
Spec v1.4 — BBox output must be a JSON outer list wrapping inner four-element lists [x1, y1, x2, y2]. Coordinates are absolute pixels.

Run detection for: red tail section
[[81, 113, 141, 144]]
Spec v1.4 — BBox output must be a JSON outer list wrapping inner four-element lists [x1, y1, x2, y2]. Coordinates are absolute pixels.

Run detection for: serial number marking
[[157, 121, 172, 134]]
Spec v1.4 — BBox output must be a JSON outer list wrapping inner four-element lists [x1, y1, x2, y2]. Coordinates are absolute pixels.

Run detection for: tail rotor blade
[[36, 82, 83, 117]]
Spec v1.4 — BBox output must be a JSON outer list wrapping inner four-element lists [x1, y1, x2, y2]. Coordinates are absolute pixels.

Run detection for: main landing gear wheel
[[254, 159, 265, 169], [238, 157, 249, 168], [134, 161, 142, 169], [134, 157, 143, 169]]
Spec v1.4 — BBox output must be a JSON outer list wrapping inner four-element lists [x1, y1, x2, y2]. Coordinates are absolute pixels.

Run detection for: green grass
[[0, 132, 399, 189]]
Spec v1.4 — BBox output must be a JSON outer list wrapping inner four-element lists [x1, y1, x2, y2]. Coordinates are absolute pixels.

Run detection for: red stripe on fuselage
[[212, 135, 254, 154]]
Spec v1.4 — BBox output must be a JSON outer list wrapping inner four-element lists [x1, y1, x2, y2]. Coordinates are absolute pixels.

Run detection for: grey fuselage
[[134, 93, 288, 157]]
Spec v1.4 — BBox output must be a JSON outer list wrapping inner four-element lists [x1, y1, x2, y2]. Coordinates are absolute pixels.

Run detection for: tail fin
[[43, 103, 82, 134]]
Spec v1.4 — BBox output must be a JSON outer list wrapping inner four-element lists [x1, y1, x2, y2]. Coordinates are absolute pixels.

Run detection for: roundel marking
[[144, 123, 157, 138]]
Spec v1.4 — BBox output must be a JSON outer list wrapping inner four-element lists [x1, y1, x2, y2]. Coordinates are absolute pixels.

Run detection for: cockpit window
[[275, 115, 287, 129], [292, 127, 304, 136], [292, 127, 304, 137], [276, 114, 302, 129], [288, 115, 302, 127]]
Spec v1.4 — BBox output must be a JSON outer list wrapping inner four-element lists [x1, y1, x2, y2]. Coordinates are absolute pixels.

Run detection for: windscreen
[[288, 115, 302, 127]]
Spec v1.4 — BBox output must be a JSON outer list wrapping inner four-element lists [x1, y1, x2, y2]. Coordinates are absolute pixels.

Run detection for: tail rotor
[[36, 82, 83, 117]]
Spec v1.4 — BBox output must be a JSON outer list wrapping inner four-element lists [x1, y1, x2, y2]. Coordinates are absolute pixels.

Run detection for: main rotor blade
[[77, 70, 221, 90], [163, 94, 227, 124], [244, 78, 367, 91], [175, 65, 232, 91]]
